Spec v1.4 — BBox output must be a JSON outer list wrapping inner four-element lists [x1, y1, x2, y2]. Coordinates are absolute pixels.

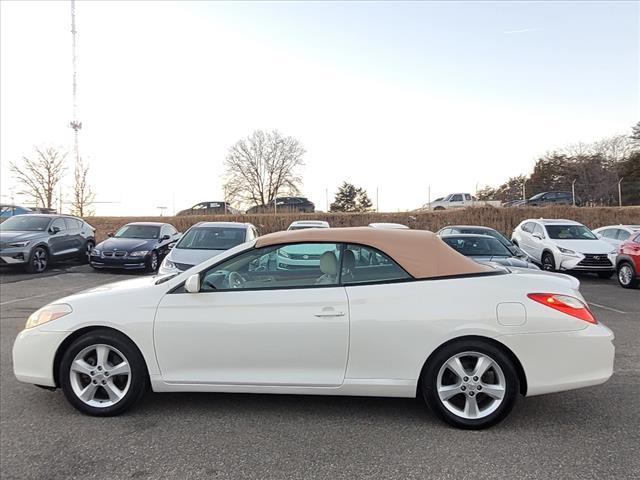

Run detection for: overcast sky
[[1, 1, 638, 215]]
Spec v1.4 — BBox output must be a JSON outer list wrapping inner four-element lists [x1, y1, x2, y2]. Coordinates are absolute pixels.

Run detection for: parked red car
[[616, 232, 640, 288]]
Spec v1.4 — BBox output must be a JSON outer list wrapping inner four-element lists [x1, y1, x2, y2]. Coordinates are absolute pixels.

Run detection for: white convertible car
[[13, 228, 614, 429]]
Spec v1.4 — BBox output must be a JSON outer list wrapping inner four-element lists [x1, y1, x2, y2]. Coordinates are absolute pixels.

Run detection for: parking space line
[[0, 288, 76, 306], [588, 302, 627, 314]]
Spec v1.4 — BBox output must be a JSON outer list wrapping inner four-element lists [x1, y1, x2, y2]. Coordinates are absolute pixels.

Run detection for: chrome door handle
[[314, 311, 345, 317]]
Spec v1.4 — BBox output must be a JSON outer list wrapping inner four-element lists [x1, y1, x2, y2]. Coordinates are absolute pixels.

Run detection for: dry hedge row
[[85, 206, 640, 243]]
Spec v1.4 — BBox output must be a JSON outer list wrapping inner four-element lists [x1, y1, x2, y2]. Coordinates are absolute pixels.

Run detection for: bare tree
[[10, 147, 67, 209], [70, 157, 95, 217], [223, 130, 305, 208]]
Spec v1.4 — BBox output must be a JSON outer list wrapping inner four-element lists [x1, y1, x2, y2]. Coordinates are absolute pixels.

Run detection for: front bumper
[[13, 328, 70, 387], [0, 246, 30, 265], [557, 253, 615, 272], [500, 322, 615, 397], [90, 254, 147, 269]]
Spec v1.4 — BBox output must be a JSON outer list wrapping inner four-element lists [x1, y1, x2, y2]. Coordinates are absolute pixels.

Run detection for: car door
[[449, 194, 463, 208], [154, 242, 350, 386], [529, 223, 546, 261], [64, 218, 84, 253], [48, 218, 72, 257], [517, 222, 536, 259]]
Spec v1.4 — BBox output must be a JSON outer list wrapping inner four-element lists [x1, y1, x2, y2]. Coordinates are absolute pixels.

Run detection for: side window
[[64, 218, 81, 230], [245, 228, 254, 241], [533, 224, 545, 237], [440, 228, 451, 235], [167, 225, 178, 236], [521, 222, 534, 233], [617, 230, 630, 241], [51, 218, 67, 232], [341, 244, 411, 285], [253, 227, 260, 238], [464, 194, 472, 201], [602, 229, 617, 239], [200, 243, 341, 292], [451, 194, 463, 202]]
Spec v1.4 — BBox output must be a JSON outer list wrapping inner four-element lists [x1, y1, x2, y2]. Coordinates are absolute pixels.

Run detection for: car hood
[[96, 237, 156, 252], [167, 247, 227, 266], [552, 239, 613, 254], [0, 231, 45, 243]]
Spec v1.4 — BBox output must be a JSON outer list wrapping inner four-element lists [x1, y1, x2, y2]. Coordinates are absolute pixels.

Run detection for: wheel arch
[[416, 335, 528, 397], [52, 325, 149, 388]]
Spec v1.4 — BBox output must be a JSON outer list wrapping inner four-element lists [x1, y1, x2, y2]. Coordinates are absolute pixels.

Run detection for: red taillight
[[527, 293, 597, 324]]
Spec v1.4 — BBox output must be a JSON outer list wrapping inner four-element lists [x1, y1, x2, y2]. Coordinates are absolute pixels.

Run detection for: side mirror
[[50, 226, 61, 234], [184, 273, 200, 293], [168, 242, 176, 249], [532, 232, 543, 240], [161, 234, 171, 241], [107, 232, 114, 237]]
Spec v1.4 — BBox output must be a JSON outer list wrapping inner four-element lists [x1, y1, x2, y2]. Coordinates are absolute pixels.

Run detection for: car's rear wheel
[[421, 340, 519, 429], [59, 329, 147, 416], [541, 252, 556, 271], [146, 251, 159, 272], [597, 271, 614, 280], [25, 247, 48, 274], [617, 262, 638, 289], [79, 240, 94, 264]]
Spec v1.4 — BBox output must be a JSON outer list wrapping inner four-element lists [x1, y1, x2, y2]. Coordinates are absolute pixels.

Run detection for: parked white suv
[[511, 219, 616, 278], [592, 225, 640, 250], [287, 220, 330, 230]]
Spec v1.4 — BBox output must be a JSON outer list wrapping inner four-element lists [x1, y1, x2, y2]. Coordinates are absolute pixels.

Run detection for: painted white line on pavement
[[588, 302, 627, 314], [0, 288, 75, 306]]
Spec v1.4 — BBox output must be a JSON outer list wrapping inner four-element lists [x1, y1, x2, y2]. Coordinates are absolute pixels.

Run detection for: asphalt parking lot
[[0, 265, 638, 480]]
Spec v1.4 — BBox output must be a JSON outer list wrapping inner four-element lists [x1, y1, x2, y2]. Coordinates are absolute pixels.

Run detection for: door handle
[[314, 311, 345, 318]]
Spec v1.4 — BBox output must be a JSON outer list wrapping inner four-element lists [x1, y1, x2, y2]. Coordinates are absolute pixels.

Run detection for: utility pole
[[618, 177, 624, 207], [571, 180, 576, 206], [69, 0, 82, 200]]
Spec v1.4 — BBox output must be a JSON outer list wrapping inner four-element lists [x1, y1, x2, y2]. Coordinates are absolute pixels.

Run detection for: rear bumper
[[13, 328, 69, 387], [499, 323, 615, 396]]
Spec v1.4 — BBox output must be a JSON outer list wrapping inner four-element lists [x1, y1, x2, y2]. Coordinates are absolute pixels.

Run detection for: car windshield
[[176, 226, 246, 250], [442, 236, 513, 257], [546, 225, 597, 240], [114, 225, 160, 239], [0, 215, 50, 232], [529, 192, 545, 200]]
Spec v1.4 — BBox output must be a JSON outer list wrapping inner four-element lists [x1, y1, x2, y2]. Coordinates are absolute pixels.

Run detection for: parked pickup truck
[[428, 193, 501, 210]]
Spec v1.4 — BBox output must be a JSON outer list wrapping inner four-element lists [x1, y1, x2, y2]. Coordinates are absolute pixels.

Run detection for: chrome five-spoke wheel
[[69, 344, 131, 408], [437, 351, 506, 420]]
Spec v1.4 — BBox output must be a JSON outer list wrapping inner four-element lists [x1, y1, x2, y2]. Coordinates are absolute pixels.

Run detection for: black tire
[[79, 240, 94, 264], [146, 251, 159, 273], [597, 271, 614, 280], [617, 262, 639, 289], [59, 329, 148, 416], [541, 252, 556, 272], [434, 206, 445, 211], [421, 339, 519, 430], [24, 246, 48, 274]]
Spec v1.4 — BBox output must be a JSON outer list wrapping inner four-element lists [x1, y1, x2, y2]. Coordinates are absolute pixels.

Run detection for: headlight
[[609, 249, 617, 254], [25, 304, 72, 329], [558, 247, 576, 255], [8, 241, 30, 248], [90, 248, 101, 255], [128, 250, 149, 257], [278, 249, 290, 258], [163, 259, 177, 269]]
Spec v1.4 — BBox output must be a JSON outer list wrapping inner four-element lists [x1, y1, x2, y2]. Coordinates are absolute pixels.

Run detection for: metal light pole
[[571, 180, 576, 206], [522, 180, 527, 202], [69, 0, 82, 214], [618, 177, 624, 207], [376, 187, 379, 212]]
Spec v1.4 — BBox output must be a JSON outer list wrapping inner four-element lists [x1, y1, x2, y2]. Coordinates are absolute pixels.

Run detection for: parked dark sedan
[[0, 214, 95, 273], [440, 234, 539, 269], [90, 222, 181, 272], [176, 201, 240, 216], [247, 196, 315, 214], [437, 225, 530, 260]]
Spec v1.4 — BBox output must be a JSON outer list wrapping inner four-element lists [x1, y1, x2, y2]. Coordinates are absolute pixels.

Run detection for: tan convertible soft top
[[255, 227, 492, 279]]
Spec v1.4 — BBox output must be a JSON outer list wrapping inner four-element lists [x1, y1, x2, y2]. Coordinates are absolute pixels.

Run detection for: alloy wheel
[[542, 255, 554, 271], [32, 249, 48, 272], [619, 264, 633, 286], [150, 252, 158, 271], [69, 344, 131, 408], [436, 351, 506, 420]]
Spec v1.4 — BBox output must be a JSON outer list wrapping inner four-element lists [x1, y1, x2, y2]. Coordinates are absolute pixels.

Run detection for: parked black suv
[[0, 214, 96, 273], [247, 197, 315, 214], [527, 191, 577, 206]]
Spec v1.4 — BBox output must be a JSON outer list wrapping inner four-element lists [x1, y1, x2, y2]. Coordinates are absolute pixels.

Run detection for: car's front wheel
[[541, 252, 556, 271], [25, 247, 48, 274], [421, 340, 519, 429], [79, 240, 94, 264], [59, 329, 147, 416], [146, 251, 159, 272], [617, 262, 638, 289]]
